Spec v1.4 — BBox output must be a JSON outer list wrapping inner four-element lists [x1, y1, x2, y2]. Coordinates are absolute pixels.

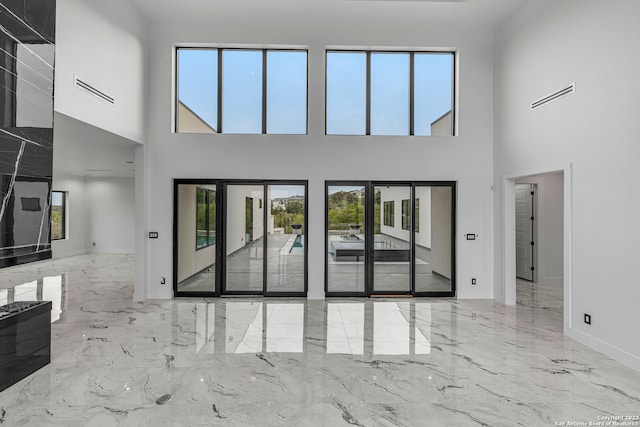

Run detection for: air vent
[[74, 75, 115, 105], [531, 82, 575, 110]]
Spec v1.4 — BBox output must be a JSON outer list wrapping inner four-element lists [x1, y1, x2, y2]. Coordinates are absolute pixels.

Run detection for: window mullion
[[218, 49, 223, 133], [366, 51, 371, 136], [409, 52, 414, 136], [262, 50, 267, 134]]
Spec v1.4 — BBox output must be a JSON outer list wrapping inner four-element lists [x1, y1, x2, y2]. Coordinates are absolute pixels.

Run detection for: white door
[[515, 184, 535, 281]]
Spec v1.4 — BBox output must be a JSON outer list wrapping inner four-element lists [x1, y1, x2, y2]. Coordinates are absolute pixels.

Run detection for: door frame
[[173, 178, 308, 298], [325, 180, 456, 298]]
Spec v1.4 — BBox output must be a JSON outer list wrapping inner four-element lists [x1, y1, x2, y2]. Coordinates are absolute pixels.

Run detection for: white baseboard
[[566, 326, 640, 373]]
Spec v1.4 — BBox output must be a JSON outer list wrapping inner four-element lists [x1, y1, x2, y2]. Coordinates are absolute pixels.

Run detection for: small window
[[51, 191, 66, 240], [383, 201, 395, 227], [401, 199, 410, 230], [196, 188, 216, 249]]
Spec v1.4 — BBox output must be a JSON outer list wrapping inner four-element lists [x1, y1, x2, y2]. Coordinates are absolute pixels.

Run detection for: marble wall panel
[[0, 0, 56, 268]]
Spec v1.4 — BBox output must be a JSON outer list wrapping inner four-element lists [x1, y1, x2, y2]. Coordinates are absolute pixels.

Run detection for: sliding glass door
[[224, 184, 264, 294], [174, 179, 307, 297], [326, 183, 367, 295], [266, 184, 307, 294], [325, 181, 455, 297], [373, 184, 412, 294]]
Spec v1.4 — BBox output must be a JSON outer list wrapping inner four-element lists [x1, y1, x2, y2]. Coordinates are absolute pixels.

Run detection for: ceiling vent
[[74, 75, 115, 105], [531, 82, 575, 110]]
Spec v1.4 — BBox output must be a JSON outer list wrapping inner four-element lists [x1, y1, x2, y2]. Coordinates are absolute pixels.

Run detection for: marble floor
[[1, 255, 640, 426]]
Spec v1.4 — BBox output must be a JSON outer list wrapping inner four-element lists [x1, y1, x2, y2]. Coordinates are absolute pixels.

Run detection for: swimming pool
[[290, 235, 304, 254]]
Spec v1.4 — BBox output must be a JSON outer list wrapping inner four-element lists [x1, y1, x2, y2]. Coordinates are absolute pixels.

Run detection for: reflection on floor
[[1, 255, 639, 425]]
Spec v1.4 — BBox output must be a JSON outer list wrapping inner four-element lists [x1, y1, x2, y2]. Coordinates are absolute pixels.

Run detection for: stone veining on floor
[[0, 254, 639, 426]]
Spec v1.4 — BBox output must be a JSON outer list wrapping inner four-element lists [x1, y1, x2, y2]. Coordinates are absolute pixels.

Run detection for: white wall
[[226, 186, 264, 255], [55, 0, 147, 143], [379, 187, 411, 242], [415, 186, 432, 249], [177, 185, 216, 282], [143, 13, 496, 300], [51, 172, 87, 258], [494, 0, 640, 370], [431, 187, 452, 279], [516, 173, 563, 285], [85, 177, 135, 254]]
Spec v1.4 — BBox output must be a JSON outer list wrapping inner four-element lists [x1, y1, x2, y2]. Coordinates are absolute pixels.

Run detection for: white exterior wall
[[494, 0, 640, 370], [177, 185, 216, 283], [51, 173, 87, 258], [55, 0, 147, 143], [379, 186, 411, 242], [226, 186, 264, 255]]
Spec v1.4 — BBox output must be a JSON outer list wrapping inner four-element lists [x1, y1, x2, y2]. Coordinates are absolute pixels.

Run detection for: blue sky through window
[[326, 52, 367, 135], [267, 51, 307, 134], [414, 53, 453, 136], [177, 49, 218, 131], [370, 53, 410, 135], [222, 50, 263, 134]]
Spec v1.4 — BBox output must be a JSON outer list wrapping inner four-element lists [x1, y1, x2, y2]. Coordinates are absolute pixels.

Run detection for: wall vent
[[531, 82, 575, 110], [74, 75, 115, 105]]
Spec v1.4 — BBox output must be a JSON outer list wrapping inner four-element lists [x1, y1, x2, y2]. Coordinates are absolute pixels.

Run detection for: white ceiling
[[129, 0, 523, 30], [53, 112, 137, 178]]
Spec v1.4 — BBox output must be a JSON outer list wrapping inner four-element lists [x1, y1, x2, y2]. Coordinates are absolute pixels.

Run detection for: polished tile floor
[[1, 254, 640, 426]]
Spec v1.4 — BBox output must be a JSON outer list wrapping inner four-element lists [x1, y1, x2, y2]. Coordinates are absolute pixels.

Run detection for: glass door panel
[[176, 183, 217, 293], [414, 186, 453, 293], [225, 184, 264, 293], [266, 185, 306, 294], [326, 184, 367, 294], [373, 185, 411, 294]]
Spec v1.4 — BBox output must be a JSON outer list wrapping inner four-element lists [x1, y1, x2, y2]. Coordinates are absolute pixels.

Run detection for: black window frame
[[196, 187, 216, 250], [175, 47, 309, 135], [325, 50, 455, 136], [51, 191, 66, 241], [402, 199, 410, 230], [383, 200, 395, 227]]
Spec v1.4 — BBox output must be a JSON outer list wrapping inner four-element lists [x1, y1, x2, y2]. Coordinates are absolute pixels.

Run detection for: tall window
[[51, 191, 66, 240], [177, 48, 307, 134], [383, 201, 394, 227], [196, 188, 216, 249], [402, 199, 410, 230], [326, 51, 454, 136]]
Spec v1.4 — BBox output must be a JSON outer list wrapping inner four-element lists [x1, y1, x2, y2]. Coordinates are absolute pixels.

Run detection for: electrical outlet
[[92, 242, 96, 246], [584, 313, 591, 325], [471, 278, 477, 285]]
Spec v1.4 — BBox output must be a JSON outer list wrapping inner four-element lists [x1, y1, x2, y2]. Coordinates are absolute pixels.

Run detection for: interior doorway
[[503, 166, 570, 331], [515, 184, 536, 282]]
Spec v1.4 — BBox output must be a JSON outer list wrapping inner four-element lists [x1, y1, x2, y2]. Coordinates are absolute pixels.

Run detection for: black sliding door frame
[[325, 181, 370, 297], [324, 180, 456, 298], [173, 179, 223, 298], [173, 178, 308, 298]]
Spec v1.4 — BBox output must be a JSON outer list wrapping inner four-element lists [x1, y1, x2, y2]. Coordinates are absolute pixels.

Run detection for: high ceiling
[[128, 0, 524, 30]]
